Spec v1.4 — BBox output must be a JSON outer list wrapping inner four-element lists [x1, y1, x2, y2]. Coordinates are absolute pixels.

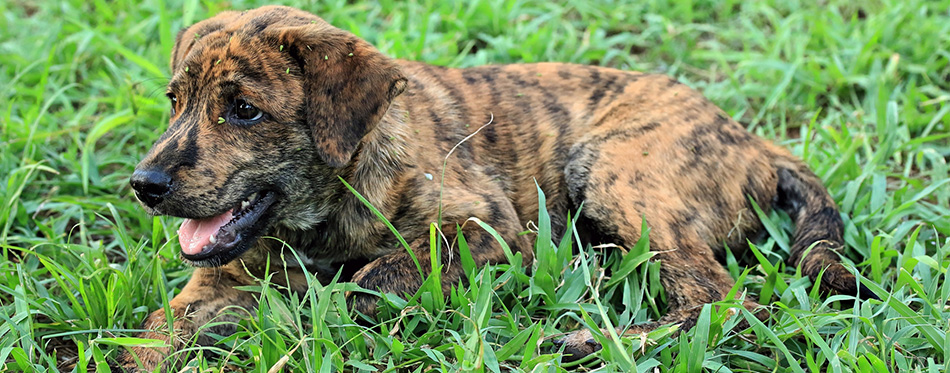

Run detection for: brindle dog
[[121, 5, 875, 370]]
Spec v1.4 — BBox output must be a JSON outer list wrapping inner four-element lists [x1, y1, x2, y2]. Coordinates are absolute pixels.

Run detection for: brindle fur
[[120, 5, 874, 370]]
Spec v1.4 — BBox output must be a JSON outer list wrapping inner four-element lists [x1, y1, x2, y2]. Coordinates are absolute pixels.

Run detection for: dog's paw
[[349, 256, 421, 318], [553, 328, 603, 362], [821, 264, 881, 301]]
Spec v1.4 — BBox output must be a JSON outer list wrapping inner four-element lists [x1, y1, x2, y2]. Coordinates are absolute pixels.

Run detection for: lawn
[[1, 0, 949, 371]]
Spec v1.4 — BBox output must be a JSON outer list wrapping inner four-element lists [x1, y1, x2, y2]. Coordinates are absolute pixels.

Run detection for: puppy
[[123, 5, 874, 370]]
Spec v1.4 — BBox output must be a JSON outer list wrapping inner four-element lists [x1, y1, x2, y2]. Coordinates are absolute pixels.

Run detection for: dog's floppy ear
[[277, 22, 407, 168]]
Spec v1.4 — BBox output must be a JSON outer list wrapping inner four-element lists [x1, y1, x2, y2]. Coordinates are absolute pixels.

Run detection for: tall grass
[[1, 0, 948, 371]]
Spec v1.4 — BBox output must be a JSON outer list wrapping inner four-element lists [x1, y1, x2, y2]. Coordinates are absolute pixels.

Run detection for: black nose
[[130, 169, 173, 208]]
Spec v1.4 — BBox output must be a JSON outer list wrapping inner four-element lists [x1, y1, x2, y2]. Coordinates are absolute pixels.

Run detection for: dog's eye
[[233, 99, 263, 122], [167, 93, 178, 116]]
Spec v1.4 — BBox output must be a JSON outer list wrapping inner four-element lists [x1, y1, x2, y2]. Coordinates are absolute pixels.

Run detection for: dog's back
[[395, 61, 773, 247]]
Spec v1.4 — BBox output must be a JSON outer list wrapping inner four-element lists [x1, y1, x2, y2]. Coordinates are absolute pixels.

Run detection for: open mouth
[[177, 190, 277, 266]]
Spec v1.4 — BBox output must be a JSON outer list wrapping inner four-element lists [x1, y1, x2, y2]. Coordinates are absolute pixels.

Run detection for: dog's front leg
[[115, 264, 258, 372], [349, 220, 531, 316]]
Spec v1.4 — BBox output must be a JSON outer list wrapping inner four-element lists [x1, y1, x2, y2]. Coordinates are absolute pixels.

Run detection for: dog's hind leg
[[556, 213, 768, 360], [558, 115, 775, 360]]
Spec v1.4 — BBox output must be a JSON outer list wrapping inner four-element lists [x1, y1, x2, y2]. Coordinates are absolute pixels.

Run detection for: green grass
[[1, 0, 949, 371]]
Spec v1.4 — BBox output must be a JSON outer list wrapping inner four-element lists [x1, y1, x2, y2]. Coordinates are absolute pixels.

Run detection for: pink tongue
[[177, 210, 234, 255]]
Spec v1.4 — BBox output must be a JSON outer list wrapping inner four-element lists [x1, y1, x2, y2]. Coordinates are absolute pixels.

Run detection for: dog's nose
[[130, 169, 173, 207]]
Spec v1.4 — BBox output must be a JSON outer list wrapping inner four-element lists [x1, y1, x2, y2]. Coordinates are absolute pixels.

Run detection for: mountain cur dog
[[122, 5, 875, 370]]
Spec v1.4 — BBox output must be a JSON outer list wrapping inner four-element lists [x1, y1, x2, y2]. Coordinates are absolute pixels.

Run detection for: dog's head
[[130, 6, 407, 266]]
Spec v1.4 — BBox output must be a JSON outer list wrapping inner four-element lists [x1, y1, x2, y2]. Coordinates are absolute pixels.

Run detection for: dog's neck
[[249, 101, 414, 273]]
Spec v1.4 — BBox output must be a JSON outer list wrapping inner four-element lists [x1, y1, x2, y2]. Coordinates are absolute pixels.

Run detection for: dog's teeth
[[249, 192, 259, 201], [241, 201, 250, 210], [209, 235, 217, 244]]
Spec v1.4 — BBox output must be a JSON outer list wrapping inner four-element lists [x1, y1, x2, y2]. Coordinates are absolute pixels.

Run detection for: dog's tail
[[774, 159, 877, 300]]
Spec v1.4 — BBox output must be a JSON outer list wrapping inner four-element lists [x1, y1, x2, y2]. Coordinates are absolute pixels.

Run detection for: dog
[[121, 5, 875, 370]]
